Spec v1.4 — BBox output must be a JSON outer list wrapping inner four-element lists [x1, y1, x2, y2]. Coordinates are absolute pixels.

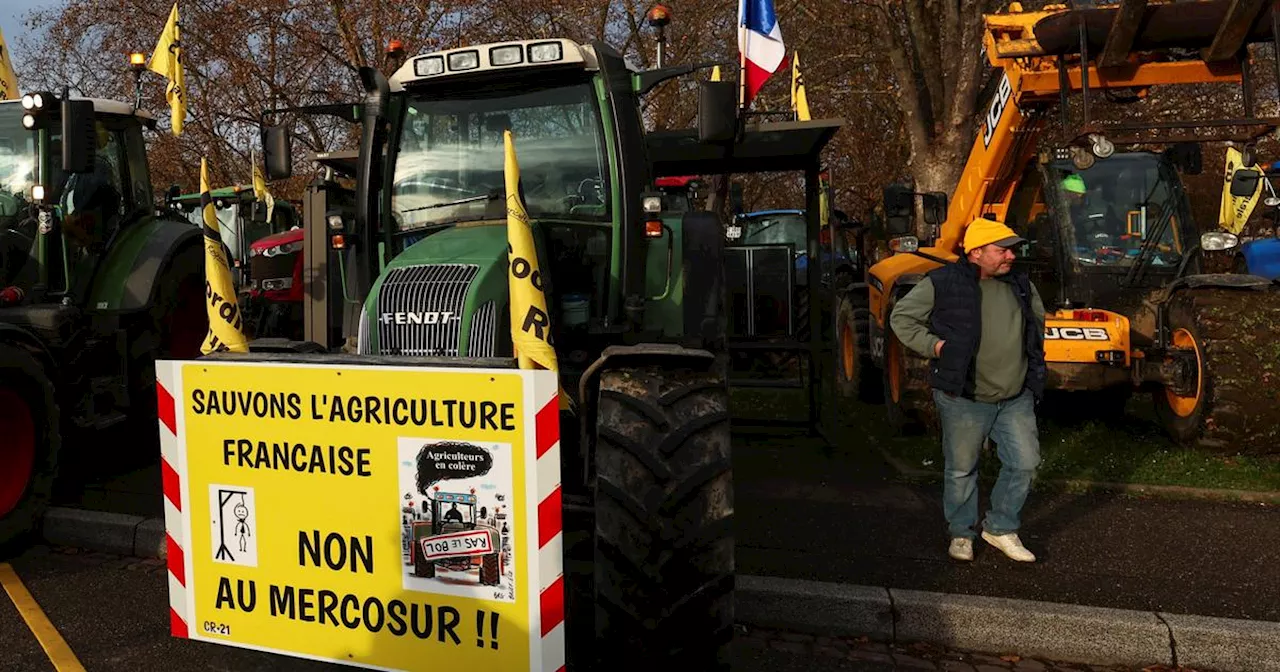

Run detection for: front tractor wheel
[[593, 364, 733, 671], [1153, 288, 1280, 453], [0, 344, 61, 552], [835, 291, 881, 403]]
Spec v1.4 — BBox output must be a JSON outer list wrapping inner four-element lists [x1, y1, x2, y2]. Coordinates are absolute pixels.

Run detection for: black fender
[[113, 218, 203, 313], [0, 323, 56, 376], [574, 344, 720, 487]]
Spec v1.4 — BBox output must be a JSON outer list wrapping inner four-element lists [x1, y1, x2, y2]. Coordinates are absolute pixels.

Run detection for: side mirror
[[262, 124, 293, 181], [61, 99, 96, 174], [922, 191, 948, 227], [697, 80, 737, 144], [1230, 168, 1262, 198], [883, 183, 914, 236], [729, 181, 744, 215]]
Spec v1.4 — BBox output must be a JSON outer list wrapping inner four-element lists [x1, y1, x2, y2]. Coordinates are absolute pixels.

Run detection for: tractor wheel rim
[[1165, 327, 1203, 418], [840, 322, 855, 381], [0, 389, 36, 518], [888, 337, 902, 403]]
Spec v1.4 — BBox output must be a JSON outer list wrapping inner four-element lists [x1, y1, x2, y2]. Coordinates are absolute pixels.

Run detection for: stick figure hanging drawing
[[234, 494, 251, 553]]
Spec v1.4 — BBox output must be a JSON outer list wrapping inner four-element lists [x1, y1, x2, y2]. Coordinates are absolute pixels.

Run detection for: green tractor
[[0, 92, 207, 548], [254, 38, 841, 669]]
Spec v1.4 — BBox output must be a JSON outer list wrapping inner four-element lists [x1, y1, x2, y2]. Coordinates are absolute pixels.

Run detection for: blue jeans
[[932, 388, 1041, 539]]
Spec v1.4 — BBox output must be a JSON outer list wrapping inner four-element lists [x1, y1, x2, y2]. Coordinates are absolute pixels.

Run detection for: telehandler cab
[[234, 37, 843, 669], [864, 0, 1280, 452], [0, 91, 207, 547]]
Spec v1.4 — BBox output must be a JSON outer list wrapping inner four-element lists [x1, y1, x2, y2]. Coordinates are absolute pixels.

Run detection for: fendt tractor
[[241, 38, 842, 669], [864, 0, 1280, 452], [0, 90, 207, 547]]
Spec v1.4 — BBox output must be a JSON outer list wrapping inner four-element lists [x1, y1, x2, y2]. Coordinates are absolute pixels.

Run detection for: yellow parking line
[[0, 563, 86, 672]]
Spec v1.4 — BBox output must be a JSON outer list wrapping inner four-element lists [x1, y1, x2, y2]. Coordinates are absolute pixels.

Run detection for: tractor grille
[[249, 252, 296, 284], [467, 301, 497, 357], [374, 264, 477, 357]]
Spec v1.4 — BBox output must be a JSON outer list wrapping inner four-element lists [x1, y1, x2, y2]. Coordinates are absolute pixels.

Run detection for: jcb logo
[[1045, 327, 1109, 341], [982, 73, 1013, 148]]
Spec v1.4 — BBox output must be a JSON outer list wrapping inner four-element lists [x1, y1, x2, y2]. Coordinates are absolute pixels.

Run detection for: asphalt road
[[734, 427, 1280, 622], [0, 545, 857, 672], [49, 421, 1280, 623]]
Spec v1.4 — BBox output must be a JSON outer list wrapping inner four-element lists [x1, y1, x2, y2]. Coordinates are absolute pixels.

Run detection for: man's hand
[[934, 340, 945, 358]]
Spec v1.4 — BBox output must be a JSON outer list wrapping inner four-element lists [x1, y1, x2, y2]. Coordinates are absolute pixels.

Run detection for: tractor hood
[[357, 221, 513, 358], [250, 228, 304, 251]]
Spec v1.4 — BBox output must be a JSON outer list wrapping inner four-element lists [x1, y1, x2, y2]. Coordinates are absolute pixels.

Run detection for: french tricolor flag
[[738, 0, 787, 108]]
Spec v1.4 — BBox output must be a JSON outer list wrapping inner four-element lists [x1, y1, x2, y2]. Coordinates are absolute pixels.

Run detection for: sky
[[1, 0, 56, 81]]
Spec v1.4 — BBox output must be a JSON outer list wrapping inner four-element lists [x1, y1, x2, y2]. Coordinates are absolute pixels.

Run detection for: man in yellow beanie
[[889, 216, 1046, 563]]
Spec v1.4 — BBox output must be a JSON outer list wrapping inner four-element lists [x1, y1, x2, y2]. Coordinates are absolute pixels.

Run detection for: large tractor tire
[[881, 329, 938, 434], [125, 243, 208, 457], [0, 343, 60, 552], [835, 287, 881, 403], [1153, 287, 1280, 454], [593, 365, 733, 671]]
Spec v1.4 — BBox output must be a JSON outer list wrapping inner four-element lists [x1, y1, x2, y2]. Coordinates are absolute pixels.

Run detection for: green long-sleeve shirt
[[888, 276, 1045, 403]]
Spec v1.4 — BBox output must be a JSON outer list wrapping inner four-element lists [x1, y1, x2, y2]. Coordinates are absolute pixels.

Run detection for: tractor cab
[[1010, 149, 1199, 310], [2, 95, 159, 309]]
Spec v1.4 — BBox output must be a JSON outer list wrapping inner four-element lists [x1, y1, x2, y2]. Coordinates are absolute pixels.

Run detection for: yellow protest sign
[[791, 51, 810, 121], [503, 130, 557, 373], [148, 2, 186, 136], [155, 358, 566, 671], [0, 27, 19, 101], [199, 158, 250, 354], [1220, 145, 1263, 235]]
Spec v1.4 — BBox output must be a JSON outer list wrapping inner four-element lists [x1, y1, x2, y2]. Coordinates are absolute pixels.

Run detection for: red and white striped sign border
[[532, 372, 565, 672], [155, 362, 188, 641], [156, 361, 566, 671]]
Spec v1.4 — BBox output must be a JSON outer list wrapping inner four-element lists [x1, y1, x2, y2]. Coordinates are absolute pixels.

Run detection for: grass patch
[[730, 388, 1280, 493]]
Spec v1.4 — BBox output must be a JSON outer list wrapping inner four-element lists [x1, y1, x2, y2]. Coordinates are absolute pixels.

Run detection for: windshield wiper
[[398, 188, 500, 214]]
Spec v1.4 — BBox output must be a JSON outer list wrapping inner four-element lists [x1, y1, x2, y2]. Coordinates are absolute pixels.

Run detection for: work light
[[529, 42, 563, 63], [490, 45, 523, 66], [447, 50, 479, 71], [414, 56, 444, 77]]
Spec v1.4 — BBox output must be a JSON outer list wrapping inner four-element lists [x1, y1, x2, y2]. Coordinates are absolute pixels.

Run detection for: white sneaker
[[981, 531, 1036, 562], [948, 537, 973, 561]]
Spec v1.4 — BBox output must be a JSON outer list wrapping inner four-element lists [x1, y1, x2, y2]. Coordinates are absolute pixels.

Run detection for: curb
[[738, 575, 1280, 672], [39, 508, 1280, 672], [40, 507, 167, 559], [875, 446, 1280, 505]]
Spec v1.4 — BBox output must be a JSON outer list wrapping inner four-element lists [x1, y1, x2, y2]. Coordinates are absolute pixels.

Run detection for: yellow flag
[[252, 150, 275, 223], [0, 27, 19, 100], [199, 158, 250, 354], [148, 3, 186, 136], [711, 65, 721, 81], [791, 51, 811, 121], [1220, 145, 1263, 235], [504, 130, 557, 372]]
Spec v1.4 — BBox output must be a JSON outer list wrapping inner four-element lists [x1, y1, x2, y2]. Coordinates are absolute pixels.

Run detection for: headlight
[[327, 214, 344, 230], [725, 225, 743, 240], [447, 50, 479, 71], [642, 195, 662, 214], [1200, 231, 1240, 251], [490, 45, 523, 66], [529, 42, 563, 63], [22, 114, 35, 129], [262, 241, 303, 257], [414, 56, 444, 76]]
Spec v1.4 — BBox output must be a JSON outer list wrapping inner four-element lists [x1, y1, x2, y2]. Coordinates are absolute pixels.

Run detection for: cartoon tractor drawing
[[411, 490, 502, 586]]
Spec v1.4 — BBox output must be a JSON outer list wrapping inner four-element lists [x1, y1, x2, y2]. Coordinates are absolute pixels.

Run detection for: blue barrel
[[1241, 238, 1280, 280]]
